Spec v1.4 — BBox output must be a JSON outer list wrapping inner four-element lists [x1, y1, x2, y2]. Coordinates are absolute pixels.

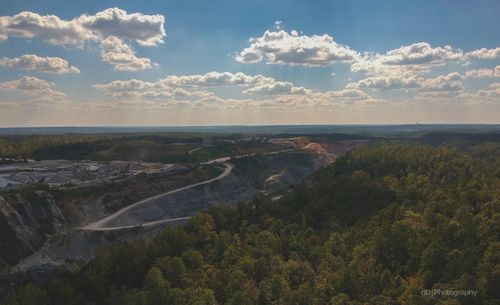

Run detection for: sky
[[0, 0, 499, 126]]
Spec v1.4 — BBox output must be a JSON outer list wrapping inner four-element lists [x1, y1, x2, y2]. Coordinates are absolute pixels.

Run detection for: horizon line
[[2, 123, 500, 129]]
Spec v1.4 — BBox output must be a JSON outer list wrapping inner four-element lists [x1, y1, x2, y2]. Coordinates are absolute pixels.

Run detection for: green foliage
[[5, 143, 499, 305], [0, 134, 201, 163], [191, 140, 280, 162], [9, 284, 47, 305], [0, 133, 281, 164]]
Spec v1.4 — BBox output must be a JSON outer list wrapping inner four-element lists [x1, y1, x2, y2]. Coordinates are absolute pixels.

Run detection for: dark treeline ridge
[[1, 130, 499, 164], [418, 132, 500, 147], [0, 133, 280, 164], [0, 133, 203, 163], [4, 142, 500, 305], [271, 133, 376, 141], [0, 132, 371, 161]]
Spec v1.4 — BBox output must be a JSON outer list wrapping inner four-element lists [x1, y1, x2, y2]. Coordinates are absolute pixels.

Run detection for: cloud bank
[[0, 54, 79, 73], [0, 8, 165, 71]]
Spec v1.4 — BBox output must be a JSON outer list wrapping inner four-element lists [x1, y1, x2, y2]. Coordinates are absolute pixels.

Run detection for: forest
[[3, 142, 499, 305], [0, 133, 282, 165]]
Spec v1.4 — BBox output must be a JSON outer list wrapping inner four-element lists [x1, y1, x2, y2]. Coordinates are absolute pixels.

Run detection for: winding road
[[82, 162, 233, 231], [81, 148, 295, 231]]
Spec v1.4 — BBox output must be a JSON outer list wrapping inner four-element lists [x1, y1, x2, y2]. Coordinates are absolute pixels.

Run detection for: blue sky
[[0, 0, 499, 126]]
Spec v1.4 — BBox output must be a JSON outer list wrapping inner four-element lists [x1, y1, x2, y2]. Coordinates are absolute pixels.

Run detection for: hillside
[[3, 142, 499, 305]]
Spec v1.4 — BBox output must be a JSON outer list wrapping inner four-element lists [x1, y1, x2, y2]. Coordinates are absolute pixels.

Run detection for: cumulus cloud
[[345, 42, 498, 100], [0, 76, 66, 101], [92, 70, 385, 110], [0, 8, 163, 71], [0, 8, 165, 47], [302, 89, 388, 108], [100, 36, 154, 71], [465, 66, 500, 78], [237, 30, 467, 75], [379, 42, 465, 66], [347, 76, 421, 90], [0, 11, 92, 46], [236, 29, 359, 66], [311, 89, 370, 101], [473, 82, 500, 100], [0, 54, 79, 73], [93, 71, 314, 100], [172, 88, 214, 99], [92, 77, 216, 100], [465, 68, 494, 79], [76, 8, 165, 46], [467, 47, 500, 59], [243, 81, 310, 95], [94, 71, 292, 98], [352, 42, 466, 78], [418, 72, 465, 93], [159, 71, 276, 87], [273, 20, 284, 30], [489, 83, 500, 90], [93, 78, 155, 91], [348, 72, 465, 94], [93, 78, 166, 98]]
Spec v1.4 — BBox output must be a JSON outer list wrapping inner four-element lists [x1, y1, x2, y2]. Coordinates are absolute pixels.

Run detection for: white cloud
[[76, 8, 165, 46], [0, 8, 164, 71], [465, 67, 499, 78], [0, 11, 93, 46], [243, 81, 310, 95], [348, 72, 465, 93], [159, 71, 276, 87], [0, 54, 79, 73], [312, 89, 370, 101], [475, 82, 500, 100], [0, 76, 66, 101], [297, 89, 388, 108], [92, 77, 217, 100], [418, 72, 464, 93], [93, 78, 164, 98], [92, 71, 386, 109], [347, 76, 421, 90], [236, 29, 359, 66], [467, 47, 500, 59], [93, 72, 265, 100], [0, 8, 165, 47], [93, 71, 313, 99], [172, 88, 214, 99], [273, 20, 284, 30], [92, 78, 155, 92], [352, 42, 466, 78], [93, 68, 479, 110], [379, 42, 465, 66], [100, 36, 154, 71]]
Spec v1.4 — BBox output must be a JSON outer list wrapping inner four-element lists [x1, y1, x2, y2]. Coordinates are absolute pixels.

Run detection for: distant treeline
[[0, 133, 210, 164], [419, 132, 500, 146], [0, 133, 280, 164]]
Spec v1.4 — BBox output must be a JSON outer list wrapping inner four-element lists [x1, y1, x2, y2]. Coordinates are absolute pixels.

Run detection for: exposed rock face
[[0, 149, 340, 274], [104, 151, 328, 227], [0, 191, 66, 266]]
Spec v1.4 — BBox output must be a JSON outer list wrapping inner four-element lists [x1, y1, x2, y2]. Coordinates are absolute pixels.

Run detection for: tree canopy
[[4, 142, 499, 305]]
